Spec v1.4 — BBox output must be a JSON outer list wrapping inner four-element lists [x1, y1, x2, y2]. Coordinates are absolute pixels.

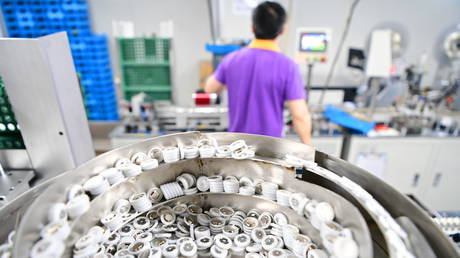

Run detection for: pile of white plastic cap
[[27, 137, 362, 258], [70, 172, 359, 258]]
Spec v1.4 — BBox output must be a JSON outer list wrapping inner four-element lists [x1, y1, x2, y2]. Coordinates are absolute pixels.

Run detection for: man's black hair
[[252, 1, 287, 40]]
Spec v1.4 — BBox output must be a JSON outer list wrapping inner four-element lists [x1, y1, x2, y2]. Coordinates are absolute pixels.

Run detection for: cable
[[207, 0, 219, 43], [318, 0, 361, 106]]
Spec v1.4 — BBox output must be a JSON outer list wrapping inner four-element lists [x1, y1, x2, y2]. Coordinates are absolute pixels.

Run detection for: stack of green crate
[[0, 76, 25, 149], [117, 38, 172, 100]]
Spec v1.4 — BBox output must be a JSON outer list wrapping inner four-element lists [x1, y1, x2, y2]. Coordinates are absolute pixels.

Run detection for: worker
[[205, 1, 312, 144]]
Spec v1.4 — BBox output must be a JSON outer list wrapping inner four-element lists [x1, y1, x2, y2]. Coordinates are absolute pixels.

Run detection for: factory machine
[[109, 93, 228, 148], [337, 28, 460, 213], [273, 26, 460, 215], [0, 132, 458, 258]]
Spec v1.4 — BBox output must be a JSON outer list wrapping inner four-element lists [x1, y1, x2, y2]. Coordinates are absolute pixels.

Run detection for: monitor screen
[[299, 32, 328, 52]]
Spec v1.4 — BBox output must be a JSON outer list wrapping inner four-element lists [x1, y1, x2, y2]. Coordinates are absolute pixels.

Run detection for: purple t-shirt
[[214, 47, 305, 138]]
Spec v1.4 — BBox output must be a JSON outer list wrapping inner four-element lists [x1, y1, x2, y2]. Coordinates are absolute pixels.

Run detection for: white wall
[[87, 0, 460, 106], [218, 0, 289, 40], [87, 0, 212, 106]]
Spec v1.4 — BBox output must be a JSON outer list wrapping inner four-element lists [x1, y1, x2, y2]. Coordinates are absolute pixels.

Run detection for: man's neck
[[249, 39, 281, 52]]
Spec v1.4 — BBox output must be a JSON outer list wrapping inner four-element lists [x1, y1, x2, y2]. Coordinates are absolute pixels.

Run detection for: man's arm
[[287, 99, 312, 145], [204, 75, 225, 94]]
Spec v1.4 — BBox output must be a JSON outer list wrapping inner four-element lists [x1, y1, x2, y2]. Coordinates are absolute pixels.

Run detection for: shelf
[[116, 37, 171, 40], [121, 61, 170, 66], [123, 85, 171, 92]]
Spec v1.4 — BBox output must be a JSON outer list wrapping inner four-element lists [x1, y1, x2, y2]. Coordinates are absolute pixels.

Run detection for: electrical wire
[[318, 0, 361, 106], [207, 0, 220, 43]]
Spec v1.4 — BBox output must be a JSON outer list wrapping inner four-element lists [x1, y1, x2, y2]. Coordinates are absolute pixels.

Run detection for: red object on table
[[194, 93, 212, 105], [374, 124, 389, 131], [193, 93, 217, 106]]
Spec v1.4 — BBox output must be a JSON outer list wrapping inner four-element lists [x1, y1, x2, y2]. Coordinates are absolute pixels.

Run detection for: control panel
[[295, 27, 331, 64]]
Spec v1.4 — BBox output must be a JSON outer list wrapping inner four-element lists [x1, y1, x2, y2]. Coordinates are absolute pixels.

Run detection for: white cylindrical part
[[229, 140, 246, 152], [83, 175, 110, 196], [129, 193, 152, 213], [223, 179, 239, 193], [101, 212, 123, 231], [147, 187, 163, 203], [162, 147, 180, 163], [66, 194, 90, 219], [122, 164, 142, 178], [113, 199, 131, 214], [183, 145, 199, 159], [131, 152, 148, 165], [208, 176, 224, 193], [307, 249, 328, 258], [197, 176, 210, 192], [40, 221, 70, 240], [48, 203, 68, 223], [282, 224, 299, 249], [100, 168, 125, 185], [315, 202, 335, 222], [199, 145, 216, 158], [147, 147, 163, 162], [66, 184, 85, 201], [140, 158, 159, 170], [31, 238, 65, 258]]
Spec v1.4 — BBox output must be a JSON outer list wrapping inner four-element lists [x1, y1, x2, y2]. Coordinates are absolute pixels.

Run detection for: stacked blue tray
[[1, 0, 90, 37], [69, 35, 118, 121], [0, 0, 119, 121]]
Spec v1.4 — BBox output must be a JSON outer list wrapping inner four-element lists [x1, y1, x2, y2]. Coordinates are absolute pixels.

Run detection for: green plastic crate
[[0, 77, 25, 149], [117, 37, 173, 101], [125, 90, 172, 101], [0, 85, 19, 128], [0, 135, 25, 149], [124, 86, 172, 101], [123, 66, 171, 86], [118, 38, 170, 63]]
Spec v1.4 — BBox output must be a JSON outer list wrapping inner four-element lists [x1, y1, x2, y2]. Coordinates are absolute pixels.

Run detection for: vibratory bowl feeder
[[0, 132, 457, 258]]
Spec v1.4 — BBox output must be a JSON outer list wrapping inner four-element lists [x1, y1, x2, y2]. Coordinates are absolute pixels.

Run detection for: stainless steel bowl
[[0, 132, 456, 258]]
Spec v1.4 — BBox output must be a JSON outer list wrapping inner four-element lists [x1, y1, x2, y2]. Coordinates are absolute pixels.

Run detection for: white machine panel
[[347, 137, 434, 196], [312, 136, 343, 157], [308, 90, 344, 106], [365, 29, 392, 77], [421, 138, 460, 211], [0, 32, 95, 181], [285, 134, 343, 158], [347, 136, 460, 211]]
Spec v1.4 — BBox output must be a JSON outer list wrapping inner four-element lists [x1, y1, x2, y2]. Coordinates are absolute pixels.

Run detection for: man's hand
[[287, 99, 312, 145], [204, 75, 225, 94]]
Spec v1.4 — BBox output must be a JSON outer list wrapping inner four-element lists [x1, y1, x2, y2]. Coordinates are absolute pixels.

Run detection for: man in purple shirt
[[205, 1, 312, 144]]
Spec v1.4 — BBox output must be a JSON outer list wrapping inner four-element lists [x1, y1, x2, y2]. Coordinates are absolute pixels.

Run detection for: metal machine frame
[[0, 32, 95, 185]]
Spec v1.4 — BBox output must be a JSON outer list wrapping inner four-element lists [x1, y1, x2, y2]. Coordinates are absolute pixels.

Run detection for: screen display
[[299, 33, 328, 52]]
